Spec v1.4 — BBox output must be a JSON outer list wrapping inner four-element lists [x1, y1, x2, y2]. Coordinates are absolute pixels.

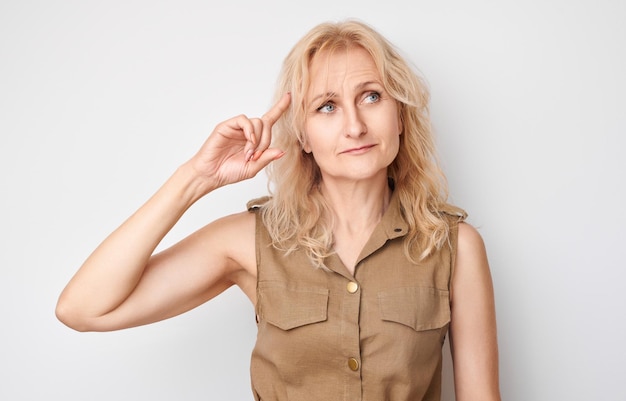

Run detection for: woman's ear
[[302, 135, 312, 153]]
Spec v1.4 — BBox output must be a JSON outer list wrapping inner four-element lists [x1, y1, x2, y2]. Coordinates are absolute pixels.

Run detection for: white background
[[1, 1, 624, 400]]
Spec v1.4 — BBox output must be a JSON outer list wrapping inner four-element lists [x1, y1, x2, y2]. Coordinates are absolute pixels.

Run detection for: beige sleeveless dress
[[248, 192, 464, 401]]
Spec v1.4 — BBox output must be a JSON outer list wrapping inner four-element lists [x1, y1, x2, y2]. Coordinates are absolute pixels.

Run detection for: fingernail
[[245, 149, 254, 162]]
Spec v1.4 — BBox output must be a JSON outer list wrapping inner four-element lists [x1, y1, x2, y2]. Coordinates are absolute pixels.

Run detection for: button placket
[[344, 279, 361, 376]]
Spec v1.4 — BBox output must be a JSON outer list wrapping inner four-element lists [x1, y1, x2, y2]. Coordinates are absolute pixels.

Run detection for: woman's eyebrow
[[310, 91, 337, 105], [309, 81, 383, 104]]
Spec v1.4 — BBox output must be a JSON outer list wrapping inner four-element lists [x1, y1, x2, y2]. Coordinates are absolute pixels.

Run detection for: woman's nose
[[344, 106, 367, 138]]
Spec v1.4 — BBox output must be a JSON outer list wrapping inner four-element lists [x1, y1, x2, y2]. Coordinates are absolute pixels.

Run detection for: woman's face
[[303, 46, 402, 185]]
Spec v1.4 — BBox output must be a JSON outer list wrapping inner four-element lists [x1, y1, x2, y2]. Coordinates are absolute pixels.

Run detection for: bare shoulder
[[198, 210, 258, 298], [457, 222, 487, 258], [199, 210, 257, 271], [209, 209, 256, 235], [452, 222, 493, 299]]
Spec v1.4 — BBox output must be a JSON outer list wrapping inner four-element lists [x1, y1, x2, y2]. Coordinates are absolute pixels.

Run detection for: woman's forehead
[[307, 47, 381, 96]]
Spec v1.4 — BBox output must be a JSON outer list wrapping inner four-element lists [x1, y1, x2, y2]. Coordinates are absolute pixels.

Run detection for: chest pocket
[[378, 286, 450, 331], [257, 282, 329, 330]]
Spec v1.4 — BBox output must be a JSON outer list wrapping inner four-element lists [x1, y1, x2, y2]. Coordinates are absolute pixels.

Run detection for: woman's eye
[[317, 102, 335, 113], [363, 91, 381, 103]]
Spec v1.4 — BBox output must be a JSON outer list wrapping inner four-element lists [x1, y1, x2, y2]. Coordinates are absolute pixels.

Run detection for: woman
[[57, 20, 501, 401]]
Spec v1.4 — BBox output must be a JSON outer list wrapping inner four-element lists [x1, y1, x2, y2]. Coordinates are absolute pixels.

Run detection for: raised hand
[[56, 94, 292, 332], [188, 92, 291, 191]]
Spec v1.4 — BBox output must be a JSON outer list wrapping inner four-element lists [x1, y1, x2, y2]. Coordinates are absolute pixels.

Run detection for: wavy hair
[[261, 20, 465, 268]]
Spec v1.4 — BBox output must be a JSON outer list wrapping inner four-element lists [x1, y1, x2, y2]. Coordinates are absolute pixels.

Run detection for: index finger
[[261, 92, 291, 127]]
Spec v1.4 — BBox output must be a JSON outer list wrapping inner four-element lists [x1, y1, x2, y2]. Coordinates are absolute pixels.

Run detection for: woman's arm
[[55, 165, 254, 332], [449, 222, 502, 401], [55, 93, 290, 332]]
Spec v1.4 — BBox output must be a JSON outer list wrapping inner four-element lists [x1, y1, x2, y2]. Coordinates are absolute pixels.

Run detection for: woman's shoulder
[[200, 209, 258, 291], [209, 208, 257, 235], [194, 208, 258, 256], [457, 222, 486, 253], [454, 222, 489, 280]]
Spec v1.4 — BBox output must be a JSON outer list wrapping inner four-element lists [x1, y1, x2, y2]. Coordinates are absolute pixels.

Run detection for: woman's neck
[[320, 175, 392, 235]]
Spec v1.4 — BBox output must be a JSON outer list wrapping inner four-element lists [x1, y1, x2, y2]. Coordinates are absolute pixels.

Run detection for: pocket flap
[[378, 287, 450, 331], [258, 284, 329, 331]]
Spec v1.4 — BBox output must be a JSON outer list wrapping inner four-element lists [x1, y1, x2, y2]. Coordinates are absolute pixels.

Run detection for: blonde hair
[[261, 20, 465, 268]]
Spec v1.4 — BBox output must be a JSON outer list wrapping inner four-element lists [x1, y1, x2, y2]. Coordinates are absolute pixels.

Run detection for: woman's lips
[[340, 144, 375, 154]]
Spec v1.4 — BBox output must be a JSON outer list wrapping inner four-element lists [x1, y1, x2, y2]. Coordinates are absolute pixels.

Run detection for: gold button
[[346, 281, 359, 293], [348, 357, 360, 371]]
